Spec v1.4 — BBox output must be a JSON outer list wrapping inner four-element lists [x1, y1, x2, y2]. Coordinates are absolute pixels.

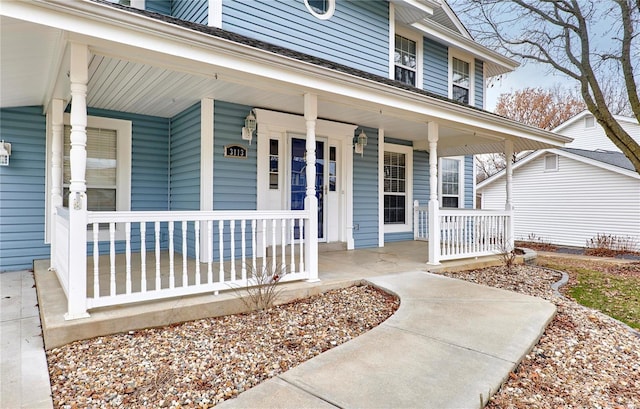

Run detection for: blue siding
[[0, 106, 49, 272], [146, 0, 171, 15], [353, 127, 379, 248], [213, 101, 256, 210], [464, 155, 474, 208], [172, 0, 208, 24], [170, 103, 201, 211], [169, 102, 201, 255], [423, 37, 449, 98], [475, 60, 484, 109], [222, 0, 389, 78]]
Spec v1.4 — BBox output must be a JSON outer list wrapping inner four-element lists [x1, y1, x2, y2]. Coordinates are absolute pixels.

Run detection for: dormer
[[390, 0, 518, 109]]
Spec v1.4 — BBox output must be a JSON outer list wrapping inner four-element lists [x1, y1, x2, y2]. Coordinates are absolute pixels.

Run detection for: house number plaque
[[224, 144, 248, 159]]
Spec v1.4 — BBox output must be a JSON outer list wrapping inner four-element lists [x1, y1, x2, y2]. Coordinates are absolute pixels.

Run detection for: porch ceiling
[[0, 8, 569, 156]]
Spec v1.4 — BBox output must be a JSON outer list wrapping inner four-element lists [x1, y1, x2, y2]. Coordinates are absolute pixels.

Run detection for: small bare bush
[[585, 233, 639, 257], [230, 260, 288, 312], [515, 233, 557, 252]]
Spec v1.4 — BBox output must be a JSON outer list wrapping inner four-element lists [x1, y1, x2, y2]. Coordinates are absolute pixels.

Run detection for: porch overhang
[[0, 0, 571, 156]]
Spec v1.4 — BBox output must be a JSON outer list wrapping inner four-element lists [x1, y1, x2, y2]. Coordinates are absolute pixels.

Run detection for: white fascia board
[[4, 0, 567, 148], [394, 0, 436, 15], [411, 20, 518, 76], [438, 0, 472, 40]]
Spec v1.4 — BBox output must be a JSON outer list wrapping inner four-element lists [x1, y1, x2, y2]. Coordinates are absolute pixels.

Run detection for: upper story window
[[305, 0, 335, 20], [544, 154, 559, 172], [395, 34, 417, 86], [451, 57, 470, 104]]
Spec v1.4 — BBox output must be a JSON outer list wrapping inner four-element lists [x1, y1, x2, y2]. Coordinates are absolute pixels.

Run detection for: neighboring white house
[[477, 111, 640, 249]]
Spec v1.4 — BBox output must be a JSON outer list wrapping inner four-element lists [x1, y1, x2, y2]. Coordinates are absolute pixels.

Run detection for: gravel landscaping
[[47, 260, 640, 408], [46, 285, 399, 408], [438, 263, 640, 408]]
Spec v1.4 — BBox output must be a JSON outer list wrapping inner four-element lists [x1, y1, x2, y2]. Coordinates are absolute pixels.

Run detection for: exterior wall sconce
[[354, 129, 367, 156], [242, 111, 256, 144], [0, 140, 11, 166]]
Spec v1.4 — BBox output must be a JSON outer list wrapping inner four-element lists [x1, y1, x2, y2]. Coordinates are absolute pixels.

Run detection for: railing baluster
[[195, 220, 201, 285], [109, 222, 116, 297], [299, 218, 304, 273], [230, 220, 236, 281], [261, 219, 267, 273], [289, 218, 295, 274], [271, 219, 277, 273], [207, 220, 213, 285], [219, 220, 224, 284], [168, 221, 175, 289], [251, 219, 257, 279], [281, 219, 286, 273], [241, 219, 247, 281], [140, 222, 147, 292], [155, 221, 161, 291], [93, 223, 99, 299], [125, 222, 131, 295], [182, 221, 188, 286]]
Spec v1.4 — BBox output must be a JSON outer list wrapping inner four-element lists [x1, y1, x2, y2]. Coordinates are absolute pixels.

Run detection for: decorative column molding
[[66, 42, 90, 320], [49, 99, 64, 266], [303, 93, 319, 282], [427, 122, 440, 266], [504, 139, 515, 251], [208, 0, 223, 28]]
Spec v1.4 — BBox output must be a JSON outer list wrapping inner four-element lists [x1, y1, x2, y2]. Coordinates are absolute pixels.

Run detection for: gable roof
[[477, 147, 639, 191], [552, 110, 639, 134]]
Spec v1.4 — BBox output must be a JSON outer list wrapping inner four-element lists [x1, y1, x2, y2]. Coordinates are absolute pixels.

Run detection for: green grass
[[544, 262, 640, 330]]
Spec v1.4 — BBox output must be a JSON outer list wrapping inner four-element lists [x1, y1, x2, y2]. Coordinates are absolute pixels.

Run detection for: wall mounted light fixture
[[0, 140, 11, 166], [354, 129, 367, 156], [242, 111, 257, 144]]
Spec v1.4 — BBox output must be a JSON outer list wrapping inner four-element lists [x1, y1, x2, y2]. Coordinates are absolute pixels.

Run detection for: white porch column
[[304, 93, 319, 282], [65, 43, 90, 320], [200, 98, 214, 262], [49, 99, 64, 268], [427, 122, 440, 266], [504, 139, 515, 251]]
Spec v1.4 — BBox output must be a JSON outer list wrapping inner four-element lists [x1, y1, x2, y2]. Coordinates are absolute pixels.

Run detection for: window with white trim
[[383, 144, 413, 232], [393, 27, 422, 88], [62, 115, 131, 234], [439, 157, 464, 208], [449, 51, 474, 106], [304, 0, 335, 19]]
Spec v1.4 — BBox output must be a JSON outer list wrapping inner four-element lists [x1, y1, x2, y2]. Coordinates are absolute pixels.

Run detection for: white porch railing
[[413, 202, 513, 261], [53, 206, 70, 298], [52, 209, 310, 315], [413, 201, 429, 241], [439, 209, 512, 261]]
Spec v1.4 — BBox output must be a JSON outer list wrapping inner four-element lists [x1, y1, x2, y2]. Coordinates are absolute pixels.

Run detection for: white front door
[[255, 109, 355, 248]]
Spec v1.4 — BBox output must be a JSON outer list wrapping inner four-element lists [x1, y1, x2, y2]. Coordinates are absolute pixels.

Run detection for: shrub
[[585, 233, 639, 257]]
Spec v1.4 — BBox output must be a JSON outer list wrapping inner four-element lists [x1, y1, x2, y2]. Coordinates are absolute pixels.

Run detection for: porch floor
[[35, 241, 507, 349]]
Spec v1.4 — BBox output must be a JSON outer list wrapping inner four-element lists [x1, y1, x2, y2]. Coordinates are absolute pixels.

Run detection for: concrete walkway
[[0, 270, 53, 409], [3, 247, 555, 408], [218, 271, 556, 409]]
